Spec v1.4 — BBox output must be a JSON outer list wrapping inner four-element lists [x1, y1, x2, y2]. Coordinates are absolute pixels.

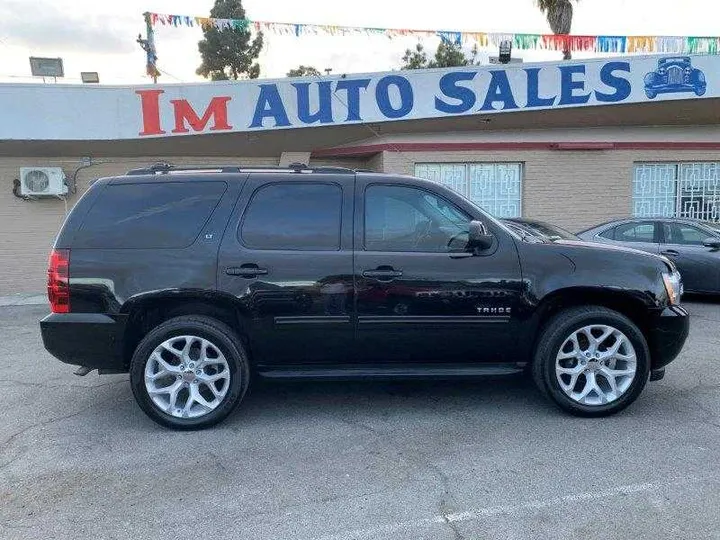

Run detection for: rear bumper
[[647, 305, 690, 370], [40, 313, 128, 370]]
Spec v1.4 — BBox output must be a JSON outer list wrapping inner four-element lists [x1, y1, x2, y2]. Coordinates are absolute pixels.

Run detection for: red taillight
[[48, 248, 70, 313]]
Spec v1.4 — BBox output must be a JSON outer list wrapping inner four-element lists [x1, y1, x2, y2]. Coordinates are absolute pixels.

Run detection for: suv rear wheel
[[532, 306, 650, 417], [129, 315, 249, 430]]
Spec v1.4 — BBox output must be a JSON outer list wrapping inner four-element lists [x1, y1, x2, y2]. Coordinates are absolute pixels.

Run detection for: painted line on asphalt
[[314, 477, 702, 540]]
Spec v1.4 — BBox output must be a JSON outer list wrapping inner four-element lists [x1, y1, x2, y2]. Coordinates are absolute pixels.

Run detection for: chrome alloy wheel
[[144, 335, 231, 419], [555, 325, 637, 406]]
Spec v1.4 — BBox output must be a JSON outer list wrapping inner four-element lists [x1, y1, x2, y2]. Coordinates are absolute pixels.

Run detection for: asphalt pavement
[[1, 301, 719, 540]]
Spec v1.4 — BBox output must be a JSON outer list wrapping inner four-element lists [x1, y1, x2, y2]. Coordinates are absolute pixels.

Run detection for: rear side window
[[610, 222, 656, 243], [75, 181, 226, 249], [240, 183, 342, 250]]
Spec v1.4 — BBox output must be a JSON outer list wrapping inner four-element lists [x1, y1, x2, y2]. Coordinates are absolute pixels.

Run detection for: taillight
[[48, 249, 70, 313]]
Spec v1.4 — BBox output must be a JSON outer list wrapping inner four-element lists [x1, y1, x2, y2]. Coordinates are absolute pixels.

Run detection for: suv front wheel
[[532, 306, 650, 417], [130, 315, 250, 430]]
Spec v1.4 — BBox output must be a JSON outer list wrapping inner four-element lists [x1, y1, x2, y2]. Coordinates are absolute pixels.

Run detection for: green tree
[[286, 65, 322, 77], [429, 41, 469, 68], [401, 41, 478, 70], [196, 0, 263, 80], [536, 0, 579, 60], [401, 43, 430, 69]]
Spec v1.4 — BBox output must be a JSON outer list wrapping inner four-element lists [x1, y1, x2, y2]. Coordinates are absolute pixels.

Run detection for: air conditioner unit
[[19, 167, 68, 197]]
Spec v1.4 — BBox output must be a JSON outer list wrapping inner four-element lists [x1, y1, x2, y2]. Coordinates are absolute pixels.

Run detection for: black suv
[[41, 164, 689, 429]]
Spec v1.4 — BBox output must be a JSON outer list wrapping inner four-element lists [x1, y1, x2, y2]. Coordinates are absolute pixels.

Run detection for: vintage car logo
[[644, 57, 707, 99]]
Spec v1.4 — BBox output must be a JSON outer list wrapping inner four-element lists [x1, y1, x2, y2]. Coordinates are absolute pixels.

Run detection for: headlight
[[662, 271, 683, 305]]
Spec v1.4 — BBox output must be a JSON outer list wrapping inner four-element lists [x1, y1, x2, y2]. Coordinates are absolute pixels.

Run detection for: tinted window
[[241, 183, 342, 250], [522, 222, 579, 241], [613, 222, 656, 243], [663, 223, 708, 245], [365, 185, 470, 252], [76, 181, 226, 249]]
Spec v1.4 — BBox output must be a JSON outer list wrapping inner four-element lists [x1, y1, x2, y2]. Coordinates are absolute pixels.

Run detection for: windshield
[[704, 221, 720, 233], [522, 221, 579, 241]]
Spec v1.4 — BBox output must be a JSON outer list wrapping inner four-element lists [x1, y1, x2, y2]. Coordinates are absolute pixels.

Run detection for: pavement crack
[[0, 379, 127, 391], [439, 499, 465, 540], [0, 395, 125, 449]]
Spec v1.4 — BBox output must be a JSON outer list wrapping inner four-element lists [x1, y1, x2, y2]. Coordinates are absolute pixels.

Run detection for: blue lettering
[[375, 75, 414, 119], [596, 62, 631, 103], [558, 65, 591, 106], [335, 78, 371, 121], [480, 71, 518, 111], [435, 71, 477, 113], [525, 68, 556, 108], [292, 81, 334, 124], [250, 84, 290, 128]]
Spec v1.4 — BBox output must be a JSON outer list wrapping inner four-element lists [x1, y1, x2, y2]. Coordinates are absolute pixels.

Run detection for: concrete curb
[[0, 294, 47, 307]]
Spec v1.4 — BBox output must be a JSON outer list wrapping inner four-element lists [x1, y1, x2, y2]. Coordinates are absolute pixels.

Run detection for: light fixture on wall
[[551, 142, 615, 150]]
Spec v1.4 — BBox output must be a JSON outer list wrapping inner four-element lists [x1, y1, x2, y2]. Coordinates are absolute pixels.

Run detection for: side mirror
[[468, 220, 494, 251], [703, 237, 720, 250]]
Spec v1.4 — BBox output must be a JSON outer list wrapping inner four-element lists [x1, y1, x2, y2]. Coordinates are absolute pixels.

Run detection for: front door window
[[364, 185, 471, 253]]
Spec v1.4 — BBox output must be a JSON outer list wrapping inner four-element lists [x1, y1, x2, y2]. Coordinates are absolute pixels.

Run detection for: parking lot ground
[[1, 301, 720, 540]]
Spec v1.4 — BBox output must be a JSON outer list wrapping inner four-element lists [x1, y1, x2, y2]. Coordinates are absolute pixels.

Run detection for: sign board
[[1, 54, 718, 141], [29, 57, 64, 78], [489, 57, 523, 64]]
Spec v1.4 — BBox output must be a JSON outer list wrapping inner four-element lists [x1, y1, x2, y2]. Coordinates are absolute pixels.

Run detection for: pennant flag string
[[145, 12, 720, 55]]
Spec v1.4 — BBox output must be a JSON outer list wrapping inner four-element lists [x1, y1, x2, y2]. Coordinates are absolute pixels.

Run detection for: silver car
[[578, 218, 720, 294]]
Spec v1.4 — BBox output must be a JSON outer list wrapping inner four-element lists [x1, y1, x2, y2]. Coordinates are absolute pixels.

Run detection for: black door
[[353, 179, 523, 365], [217, 175, 354, 366], [660, 221, 720, 293]]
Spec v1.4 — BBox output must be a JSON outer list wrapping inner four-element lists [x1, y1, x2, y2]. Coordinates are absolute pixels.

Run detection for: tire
[[129, 315, 250, 430], [645, 89, 657, 99], [532, 306, 650, 417]]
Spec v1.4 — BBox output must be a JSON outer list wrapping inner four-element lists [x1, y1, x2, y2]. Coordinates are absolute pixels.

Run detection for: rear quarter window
[[74, 181, 227, 249]]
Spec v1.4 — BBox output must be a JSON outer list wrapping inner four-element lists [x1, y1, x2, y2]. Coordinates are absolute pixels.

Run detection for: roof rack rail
[[125, 163, 356, 176]]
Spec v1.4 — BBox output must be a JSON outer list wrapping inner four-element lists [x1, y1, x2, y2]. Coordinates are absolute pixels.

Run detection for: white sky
[[0, 0, 717, 84]]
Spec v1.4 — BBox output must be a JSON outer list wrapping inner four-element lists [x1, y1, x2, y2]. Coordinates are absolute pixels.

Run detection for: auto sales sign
[[1, 54, 717, 140]]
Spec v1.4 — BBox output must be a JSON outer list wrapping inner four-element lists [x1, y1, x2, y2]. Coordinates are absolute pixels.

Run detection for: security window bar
[[633, 162, 720, 222], [414, 162, 522, 218]]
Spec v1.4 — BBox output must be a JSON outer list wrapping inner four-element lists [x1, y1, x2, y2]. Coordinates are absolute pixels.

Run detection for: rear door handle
[[226, 264, 268, 278], [362, 266, 403, 281], [661, 249, 679, 257]]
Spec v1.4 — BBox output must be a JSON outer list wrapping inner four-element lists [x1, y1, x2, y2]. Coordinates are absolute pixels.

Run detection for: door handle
[[661, 249, 679, 257], [226, 264, 268, 278], [362, 266, 403, 281]]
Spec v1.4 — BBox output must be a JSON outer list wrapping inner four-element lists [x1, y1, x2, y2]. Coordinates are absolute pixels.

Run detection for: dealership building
[[1, 53, 719, 295]]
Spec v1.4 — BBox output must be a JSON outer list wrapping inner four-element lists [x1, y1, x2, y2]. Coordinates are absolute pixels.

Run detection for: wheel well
[[535, 289, 652, 341], [122, 297, 248, 368]]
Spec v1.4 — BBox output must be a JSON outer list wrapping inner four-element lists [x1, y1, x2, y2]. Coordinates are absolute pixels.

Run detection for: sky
[[0, 0, 718, 84]]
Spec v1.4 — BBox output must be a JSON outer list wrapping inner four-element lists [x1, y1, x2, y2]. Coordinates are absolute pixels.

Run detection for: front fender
[[644, 72, 658, 86]]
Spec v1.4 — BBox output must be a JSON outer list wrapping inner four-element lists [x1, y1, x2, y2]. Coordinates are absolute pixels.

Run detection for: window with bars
[[414, 162, 522, 218], [633, 162, 720, 222]]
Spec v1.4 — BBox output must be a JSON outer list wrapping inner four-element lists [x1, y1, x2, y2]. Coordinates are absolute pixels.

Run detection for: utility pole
[[137, 12, 160, 83]]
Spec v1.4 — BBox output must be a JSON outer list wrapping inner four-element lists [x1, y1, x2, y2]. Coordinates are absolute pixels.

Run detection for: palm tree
[[536, 0, 578, 60]]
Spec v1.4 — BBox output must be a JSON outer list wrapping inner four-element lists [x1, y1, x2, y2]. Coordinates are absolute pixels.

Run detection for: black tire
[[532, 306, 650, 417], [129, 315, 250, 430]]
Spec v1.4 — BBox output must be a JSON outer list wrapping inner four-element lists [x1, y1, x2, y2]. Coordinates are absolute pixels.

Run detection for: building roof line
[[311, 141, 720, 157]]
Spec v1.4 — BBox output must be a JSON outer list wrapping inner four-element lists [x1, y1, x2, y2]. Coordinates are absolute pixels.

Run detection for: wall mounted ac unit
[[19, 167, 68, 197]]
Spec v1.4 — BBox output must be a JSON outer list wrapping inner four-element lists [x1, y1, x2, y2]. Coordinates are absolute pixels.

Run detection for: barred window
[[415, 162, 522, 218], [634, 162, 720, 222]]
